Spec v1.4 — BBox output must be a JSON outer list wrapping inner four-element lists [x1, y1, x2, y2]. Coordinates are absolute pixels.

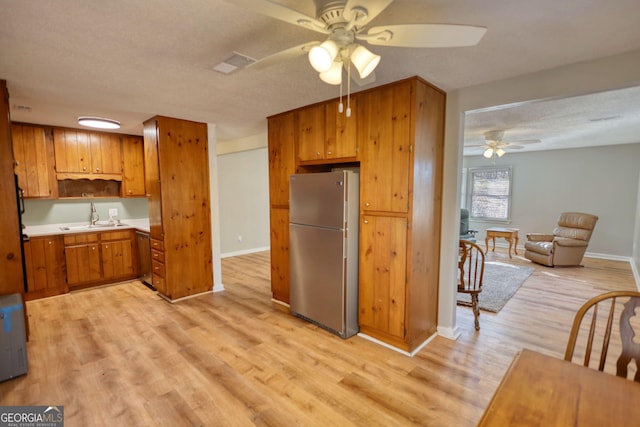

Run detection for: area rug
[[457, 262, 535, 313]]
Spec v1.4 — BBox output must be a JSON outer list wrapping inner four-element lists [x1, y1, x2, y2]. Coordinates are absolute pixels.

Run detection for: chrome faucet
[[90, 201, 99, 225]]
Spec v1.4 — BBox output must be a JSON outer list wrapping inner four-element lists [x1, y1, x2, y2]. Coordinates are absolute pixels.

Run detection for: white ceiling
[[2, 0, 640, 147], [463, 85, 640, 155]]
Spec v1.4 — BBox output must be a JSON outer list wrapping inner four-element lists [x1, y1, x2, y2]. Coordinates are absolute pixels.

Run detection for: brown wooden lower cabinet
[[358, 215, 409, 346], [64, 233, 101, 287], [101, 231, 135, 281], [23, 235, 67, 301], [150, 237, 167, 295], [269, 207, 290, 303], [64, 230, 137, 290]]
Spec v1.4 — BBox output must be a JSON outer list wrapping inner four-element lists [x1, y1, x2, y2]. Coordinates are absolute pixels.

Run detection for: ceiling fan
[[229, 0, 487, 89], [467, 130, 541, 161]]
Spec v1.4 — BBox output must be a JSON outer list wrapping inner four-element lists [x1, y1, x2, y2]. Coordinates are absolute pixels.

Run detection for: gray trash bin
[[0, 293, 28, 382]]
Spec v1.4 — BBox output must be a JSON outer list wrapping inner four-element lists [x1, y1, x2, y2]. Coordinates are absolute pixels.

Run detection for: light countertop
[[24, 218, 150, 237]]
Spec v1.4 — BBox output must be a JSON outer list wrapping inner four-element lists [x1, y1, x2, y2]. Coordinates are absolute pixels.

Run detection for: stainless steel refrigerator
[[289, 170, 359, 338]]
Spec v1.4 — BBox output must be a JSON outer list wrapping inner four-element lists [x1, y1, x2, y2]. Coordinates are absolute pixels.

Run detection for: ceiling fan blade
[[343, 0, 394, 27], [464, 147, 486, 155], [505, 139, 541, 145], [363, 24, 487, 47], [230, 0, 329, 34], [464, 142, 489, 148], [248, 41, 320, 70]]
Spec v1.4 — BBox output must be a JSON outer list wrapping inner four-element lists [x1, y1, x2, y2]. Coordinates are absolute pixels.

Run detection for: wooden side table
[[485, 227, 519, 258]]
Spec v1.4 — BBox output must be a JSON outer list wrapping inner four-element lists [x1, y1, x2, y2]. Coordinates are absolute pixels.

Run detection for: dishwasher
[[136, 231, 152, 286]]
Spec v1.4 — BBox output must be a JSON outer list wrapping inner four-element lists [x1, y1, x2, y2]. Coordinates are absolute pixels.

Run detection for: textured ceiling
[[463, 85, 640, 155], [1, 0, 640, 146]]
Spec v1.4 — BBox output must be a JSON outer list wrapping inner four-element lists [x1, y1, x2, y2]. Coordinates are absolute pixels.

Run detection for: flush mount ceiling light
[[77, 116, 121, 130]]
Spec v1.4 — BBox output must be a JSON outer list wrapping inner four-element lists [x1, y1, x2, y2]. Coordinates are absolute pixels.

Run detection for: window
[[467, 166, 512, 221]]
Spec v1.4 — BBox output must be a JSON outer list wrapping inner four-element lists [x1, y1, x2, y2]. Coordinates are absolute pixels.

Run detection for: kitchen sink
[[59, 222, 130, 231]]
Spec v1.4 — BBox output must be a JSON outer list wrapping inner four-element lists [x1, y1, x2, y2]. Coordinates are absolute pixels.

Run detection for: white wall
[[633, 171, 640, 285], [216, 147, 270, 256], [22, 197, 148, 226], [439, 49, 640, 338], [212, 50, 640, 336], [463, 143, 640, 258]]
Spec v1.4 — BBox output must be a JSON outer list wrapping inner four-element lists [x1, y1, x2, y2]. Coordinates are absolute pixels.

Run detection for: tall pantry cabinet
[[357, 78, 445, 352], [143, 116, 213, 301], [0, 80, 26, 297], [267, 111, 297, 303], [267, 77, 445, 352]]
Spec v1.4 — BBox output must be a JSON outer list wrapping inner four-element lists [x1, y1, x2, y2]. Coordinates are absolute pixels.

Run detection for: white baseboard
[[631, 260, 640, 291], [357, 332, 438, 357], [437, 325, 461, 341], [221, 246, 270, 258]]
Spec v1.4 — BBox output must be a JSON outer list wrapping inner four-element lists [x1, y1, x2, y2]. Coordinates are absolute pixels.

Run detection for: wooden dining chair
[[457, 240, 485, 331], [564, 290, 640, 382]]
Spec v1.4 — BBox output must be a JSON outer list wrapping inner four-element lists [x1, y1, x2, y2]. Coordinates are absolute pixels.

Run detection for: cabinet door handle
[[365, 202, 370, 207], [363, 219, 369, 224], [48, 241, 52, 245], [82, 166, 87, 171], [327, 151, 332, 155], [96, 167, 100, 172]]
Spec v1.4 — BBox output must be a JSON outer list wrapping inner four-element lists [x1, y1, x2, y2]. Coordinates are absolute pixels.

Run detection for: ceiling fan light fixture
[[308, 40, 339, 72], [483, 148, 494, 159], [496, 148, 506, 157], [77, 116, 121, 130], [319, 61, 343, 85], [350, 45, 380, 79]]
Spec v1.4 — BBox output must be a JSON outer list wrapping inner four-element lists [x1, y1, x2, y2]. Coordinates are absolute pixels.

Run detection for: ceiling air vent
[[212, 52, 256, 74]]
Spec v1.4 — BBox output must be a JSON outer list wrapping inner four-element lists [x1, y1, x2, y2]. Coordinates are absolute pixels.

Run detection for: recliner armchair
[[460, 208, 477, 242], [524, 212, 598, 267]]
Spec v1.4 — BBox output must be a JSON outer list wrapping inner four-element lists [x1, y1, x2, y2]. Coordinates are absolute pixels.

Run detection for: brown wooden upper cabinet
[[53, 127, 122, 180], [296, 96, 358, 163], [358, 82, 412, 214], [268, 111, 296, 207], [121, 135, 146, 197], [11, 123, 57, 198]]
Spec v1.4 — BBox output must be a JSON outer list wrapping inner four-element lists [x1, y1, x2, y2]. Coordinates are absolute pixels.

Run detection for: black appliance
[[14, 174, 28, 293]]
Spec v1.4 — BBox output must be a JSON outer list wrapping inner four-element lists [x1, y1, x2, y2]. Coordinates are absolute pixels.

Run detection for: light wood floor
[[1, 249, 637, 426]]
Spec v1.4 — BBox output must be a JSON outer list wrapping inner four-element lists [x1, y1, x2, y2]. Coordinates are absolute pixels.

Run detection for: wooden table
[[478, 349, 640, 426], [485, 227, 519, 258]]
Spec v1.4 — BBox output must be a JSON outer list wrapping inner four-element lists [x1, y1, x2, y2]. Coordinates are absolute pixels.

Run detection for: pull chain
[[339, 73, 344, 113], [346, 60, 352, 117]]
